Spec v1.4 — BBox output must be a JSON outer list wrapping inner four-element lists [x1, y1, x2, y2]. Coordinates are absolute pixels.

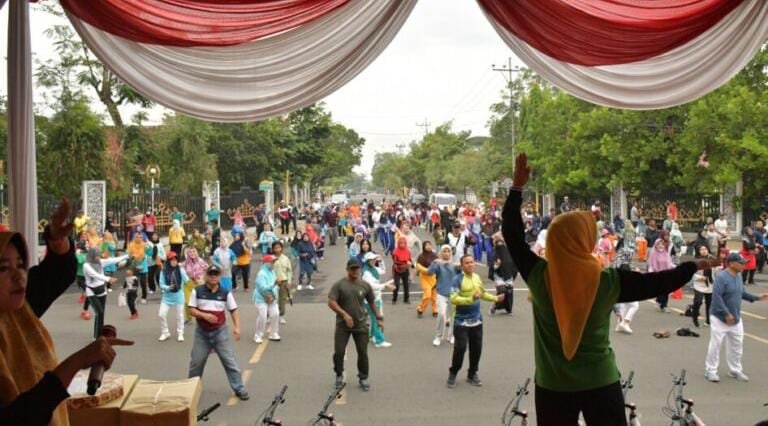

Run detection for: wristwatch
[[376, 316, 384, 321]]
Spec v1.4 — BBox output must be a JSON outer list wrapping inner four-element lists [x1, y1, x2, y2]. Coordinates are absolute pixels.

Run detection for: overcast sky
[[0, 1, 523, 177]]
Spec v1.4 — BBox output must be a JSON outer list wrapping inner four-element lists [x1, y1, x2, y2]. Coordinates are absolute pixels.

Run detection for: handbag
[[118, 292, 127, 307]]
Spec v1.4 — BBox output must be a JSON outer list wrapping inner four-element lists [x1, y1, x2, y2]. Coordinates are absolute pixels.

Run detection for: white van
[[330, 190, 349, 205], [429, 193, 457, 210]]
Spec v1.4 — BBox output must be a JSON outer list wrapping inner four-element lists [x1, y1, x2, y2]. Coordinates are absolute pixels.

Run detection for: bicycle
[[501, 377, 531, 426], [662, 369, 705, 426], [308, 382, 346, 425], [621, 371, 641, 426], [257, 385, 288, 425], [197, 402, 220, 422]]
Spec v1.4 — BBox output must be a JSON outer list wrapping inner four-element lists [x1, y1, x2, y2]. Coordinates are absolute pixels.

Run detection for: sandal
[[653, 330, 671, 339]]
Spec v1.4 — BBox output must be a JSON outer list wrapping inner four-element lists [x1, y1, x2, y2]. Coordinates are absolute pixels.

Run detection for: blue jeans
[[188, 326, 246, 394], [483, 236, 494, 266]]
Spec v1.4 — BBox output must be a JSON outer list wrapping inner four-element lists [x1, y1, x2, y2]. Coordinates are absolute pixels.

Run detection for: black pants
[[280, 218, 290, 235], [170, 243, 183, 259], [333, 328, 369, 379], [392, 270, 410, 303], [656, 292, 669, 309], [692, 290, 712, 325], [757, 247, 766, 272], [76, 277, 90, 311], [535, 381, 627, 426], [494, 284, 514, 313], [450, 324, 483, 376], [138, 272, 148, 300], [88, 294, 107, 339], [742, 269, 756, 285], [127, 290, 138, 315], [147, 265, 159, 292], [232, 264, 251, 289]]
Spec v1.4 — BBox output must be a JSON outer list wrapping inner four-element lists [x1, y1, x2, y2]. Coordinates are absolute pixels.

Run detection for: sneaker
[[307, 285, 315, 290], [693, 317, 700, 328], [236, 391, 250, 401], [177, 335, 184, 342], [130, 313, 138, 320], [417, 311, 423, 319], [489, 307, 496, 316], [254, 336, 263, 344], [108, 288, 113, 293], [297, 285, 303, 290], [141, 299, 147, 305], [243, 288, 249, 293], [433, 312, 438, 318], [269, 334, 281, 342], [449, 336, 455, 345], [80, 311, 91, 320], [158, 333, 170, 342], [466, 374, 483, 387], [728, 371, 750, 382], [617, 322, 633, 334], [374, 341, 392, 348], [705, 372, 720, 382], [359, 379, 371, 392], [334, 376, 344, 390], [280, 317, 287, 324], [432, 337, 441, 347], [446, 373, 457, 388], [148, 290, 155, 295]]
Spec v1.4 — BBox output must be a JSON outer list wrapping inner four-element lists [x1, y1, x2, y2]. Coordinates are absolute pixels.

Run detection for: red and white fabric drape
[[478, 0, 768, 109], [61, 0, 417, 122]]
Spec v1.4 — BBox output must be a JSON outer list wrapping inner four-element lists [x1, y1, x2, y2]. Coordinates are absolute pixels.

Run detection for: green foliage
[[37, 95, 106, 197]]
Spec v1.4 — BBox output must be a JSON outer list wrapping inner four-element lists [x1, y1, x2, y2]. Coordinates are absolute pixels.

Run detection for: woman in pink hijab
[[648, 238, 675, 312]]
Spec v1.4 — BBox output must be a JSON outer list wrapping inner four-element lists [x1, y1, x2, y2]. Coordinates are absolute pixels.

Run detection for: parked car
[[429, 193, 457, 210]]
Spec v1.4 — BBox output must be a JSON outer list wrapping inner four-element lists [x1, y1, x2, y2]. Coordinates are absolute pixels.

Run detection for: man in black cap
[[188, 265, 249, 400], [328, 258, 383, 392]]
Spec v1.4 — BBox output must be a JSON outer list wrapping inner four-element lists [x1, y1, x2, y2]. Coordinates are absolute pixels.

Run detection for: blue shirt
[[253, 265, 278, 304], [710, 269, 759, 325], [427, 261, 460, 297], [159, 266, 189, 306]]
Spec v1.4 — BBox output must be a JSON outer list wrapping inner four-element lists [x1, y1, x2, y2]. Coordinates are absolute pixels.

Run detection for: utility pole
[[395, 143, 406, 155], [492, 58, 524, 163], [416, 118, 431, 136]]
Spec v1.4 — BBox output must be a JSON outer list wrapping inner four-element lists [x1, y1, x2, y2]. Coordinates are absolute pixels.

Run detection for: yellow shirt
[[416, 263, 437, 287], [169, 228, 186, 244]]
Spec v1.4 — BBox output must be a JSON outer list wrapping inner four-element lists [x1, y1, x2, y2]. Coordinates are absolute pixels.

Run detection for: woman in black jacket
[[0, 200, 133, 425]]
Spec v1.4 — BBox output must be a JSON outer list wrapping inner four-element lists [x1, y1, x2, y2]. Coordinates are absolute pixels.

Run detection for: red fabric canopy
[[59, 0, 350, 47], [477, 0, 744, 66]]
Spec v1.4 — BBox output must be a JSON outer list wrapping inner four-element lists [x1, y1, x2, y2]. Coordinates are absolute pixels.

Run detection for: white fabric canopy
[[7, 0, 38, 263], [485, 0, 768, 110], [67, 0, 416, 122]]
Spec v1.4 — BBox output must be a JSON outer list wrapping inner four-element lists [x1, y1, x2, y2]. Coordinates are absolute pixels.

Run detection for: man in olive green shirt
[[272, 241, 292, 324], [328, 259, 383, 392]]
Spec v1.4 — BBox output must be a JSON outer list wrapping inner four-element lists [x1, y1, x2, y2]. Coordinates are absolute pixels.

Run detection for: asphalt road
[[42, 229, 768, 425]]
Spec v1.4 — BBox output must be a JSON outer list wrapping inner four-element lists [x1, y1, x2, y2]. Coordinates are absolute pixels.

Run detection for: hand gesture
[[726, 313, 736, 326], [343, 313, 354, 328], [496, 293, 505, 303], [233, 328, 241, 341], [67, 337, 134, 372], [377, 320, 384, 332], [512, 153, 531, 188], [758, 293, 768, 301], [265, 294, 275, 304], [473, 290, 482, 300], [49, 198, 74, 255]]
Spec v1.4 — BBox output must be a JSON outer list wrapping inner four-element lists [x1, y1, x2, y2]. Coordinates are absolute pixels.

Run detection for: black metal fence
[[219, 186, 265, 229], [108, 188, 205, 240], [627, 190, 720, 232]]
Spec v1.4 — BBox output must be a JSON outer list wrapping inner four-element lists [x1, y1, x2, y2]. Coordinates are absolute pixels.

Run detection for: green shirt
[[527, 261, 621, 392], [273, 254, 292, 284], [171, 211, 184, 223], [328, 278, 375, 332], [76, 252, 86, 277], [206, 209, 220, 224]]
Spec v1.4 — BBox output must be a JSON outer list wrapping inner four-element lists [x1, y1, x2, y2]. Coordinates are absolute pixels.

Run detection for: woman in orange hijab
[[502, 154, 717, 425], [0, 200, 133, 425]]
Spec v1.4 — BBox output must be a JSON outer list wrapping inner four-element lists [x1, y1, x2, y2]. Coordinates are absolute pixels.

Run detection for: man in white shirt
[[714, 214, 729, 238]]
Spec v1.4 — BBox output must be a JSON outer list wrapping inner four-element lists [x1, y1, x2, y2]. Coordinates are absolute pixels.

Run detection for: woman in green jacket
[[503, 154, 717, 425]]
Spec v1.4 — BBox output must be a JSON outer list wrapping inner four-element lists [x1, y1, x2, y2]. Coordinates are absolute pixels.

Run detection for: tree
[[153, 114, 218, 193]]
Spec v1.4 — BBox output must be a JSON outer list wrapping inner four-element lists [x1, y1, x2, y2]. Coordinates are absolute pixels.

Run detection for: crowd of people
[[4, 163, 768, 424]]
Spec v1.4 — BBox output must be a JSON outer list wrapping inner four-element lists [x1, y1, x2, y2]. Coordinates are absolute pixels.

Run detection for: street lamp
[[145, 164, 161, 212]]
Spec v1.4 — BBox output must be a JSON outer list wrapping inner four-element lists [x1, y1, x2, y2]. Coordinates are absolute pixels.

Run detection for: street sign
[[259, 180, 274, 191]]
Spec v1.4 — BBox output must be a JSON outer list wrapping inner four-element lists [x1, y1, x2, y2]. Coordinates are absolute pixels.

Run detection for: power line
[[492, 57, 524, 162], [416, 118, 431, 135]]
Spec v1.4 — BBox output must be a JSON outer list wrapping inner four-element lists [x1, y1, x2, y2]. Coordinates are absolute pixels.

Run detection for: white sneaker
[[280, 317, 287, 324], [617, 322, 633, 334], [307, 285, 315, 290], [432, 337, 441, 347], [158, 333, 170, 342], [705, 371, 720, 382], [269, 334, 281, 341], [297, 285, 303, 290], [254, 336, 263, 344], [375, 341, 392, 348], [728, 371, 749, 382], [449, 336, 455, 345], [108, 288, 113, 293], [177, 335, 184, 342], [141, 299, 147, 305]]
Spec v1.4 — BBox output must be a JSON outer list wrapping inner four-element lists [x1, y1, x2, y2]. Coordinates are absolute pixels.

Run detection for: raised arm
[[616, 262, 698, 303], [502, 190, 541, 281]]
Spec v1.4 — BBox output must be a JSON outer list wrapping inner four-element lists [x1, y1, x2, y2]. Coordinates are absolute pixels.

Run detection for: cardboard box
[[119, 377, 202, 426], [68, 374, 139, 426]]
